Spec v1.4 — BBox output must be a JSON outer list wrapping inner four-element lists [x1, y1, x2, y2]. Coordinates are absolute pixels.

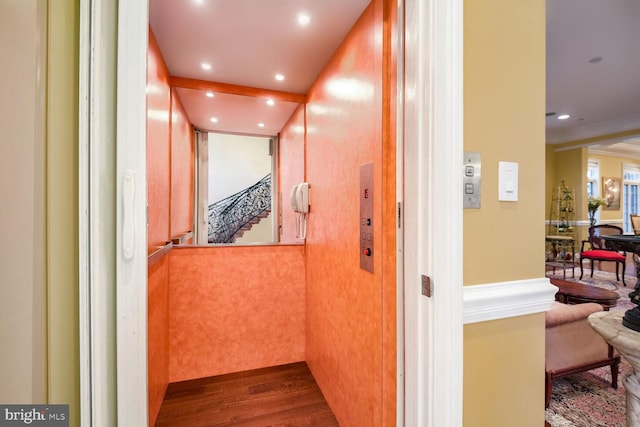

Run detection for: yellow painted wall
[[464, 314, 545, 425], [0, 0, 47, 404], [545, 145, 558, 215], [555, 148, 586, 220], [0, 3, 79, 422], [546, 147, 640, 240], [546, 130, 640, 232], [545, 147, 588, 246], [463, 0, 546, 425], [463, 0, 545, 284], [48, 1, 80, 425]]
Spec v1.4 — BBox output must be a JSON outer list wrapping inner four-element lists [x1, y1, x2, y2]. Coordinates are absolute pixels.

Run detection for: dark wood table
[[602, 235, 640, 287], [601, 234, 640, 331], [550, 278, 619, 311]]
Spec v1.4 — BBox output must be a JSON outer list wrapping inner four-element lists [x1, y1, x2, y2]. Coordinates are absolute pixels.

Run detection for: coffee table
[[550, 278, 620, 311]]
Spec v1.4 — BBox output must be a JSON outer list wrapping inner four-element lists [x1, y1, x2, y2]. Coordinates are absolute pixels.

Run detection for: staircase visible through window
[[207, 174, 272, 243], [196, 132, 278, 244]]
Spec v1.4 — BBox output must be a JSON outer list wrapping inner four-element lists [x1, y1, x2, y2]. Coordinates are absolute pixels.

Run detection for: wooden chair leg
[[590, 259, 595, 278], [580, 258, 585, 280], [545, 374, 553, 408], [611, 361, 619, 389], [615, 263, 620, 281]]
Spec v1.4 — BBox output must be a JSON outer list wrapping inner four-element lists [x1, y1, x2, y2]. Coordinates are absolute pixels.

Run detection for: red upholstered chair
[[579, 224, 627, 286]]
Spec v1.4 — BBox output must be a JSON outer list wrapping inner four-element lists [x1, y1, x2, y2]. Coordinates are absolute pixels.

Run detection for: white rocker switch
[[499, 161, 518, 202]]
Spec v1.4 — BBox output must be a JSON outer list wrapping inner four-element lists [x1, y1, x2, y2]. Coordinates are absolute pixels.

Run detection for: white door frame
[[113, 1, 150, 426], [79, 0, 149, 426], [80, 0, 464, 424], [79, 0, 149, 425], [78, 0, 121, 424], [401, 0, 464, 425], [194, 131, 209, 245]]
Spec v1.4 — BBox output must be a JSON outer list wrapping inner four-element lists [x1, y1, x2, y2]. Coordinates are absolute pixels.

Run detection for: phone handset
[[290, 183, 310, 213], [290, 183, 310, 239]]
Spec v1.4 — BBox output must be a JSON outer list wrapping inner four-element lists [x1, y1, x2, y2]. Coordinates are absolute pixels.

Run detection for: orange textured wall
[[303, 1, 388, 425], [148, 254, 170, 427], [279, 104, 306, 243], [147, 29, 171, 249], [170, 88, 194, 239], [168, 245, 306, 382], [147, 27, 196, 424]]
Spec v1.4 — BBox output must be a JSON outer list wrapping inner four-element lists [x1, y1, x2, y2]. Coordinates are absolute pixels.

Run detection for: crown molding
[[589, 143, 640, 160], [546, 113, 640, 145]]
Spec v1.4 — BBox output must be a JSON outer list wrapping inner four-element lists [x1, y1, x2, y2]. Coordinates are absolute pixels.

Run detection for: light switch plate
[[498, 161, 518, 201]]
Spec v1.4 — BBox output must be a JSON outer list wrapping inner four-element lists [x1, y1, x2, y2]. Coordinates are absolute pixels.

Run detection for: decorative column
[[589, 311, 640, 426]]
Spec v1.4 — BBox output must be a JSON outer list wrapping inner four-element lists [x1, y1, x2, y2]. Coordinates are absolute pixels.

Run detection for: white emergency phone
[[290, 183, 310, 213], [290, 183, 310, 238]]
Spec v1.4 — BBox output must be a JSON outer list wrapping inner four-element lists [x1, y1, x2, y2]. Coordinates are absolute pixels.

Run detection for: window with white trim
[[194, 131, 278, 245], [623, 164, 640, 233], [587, 160, 599, 198], [587, 160, 601, 224]]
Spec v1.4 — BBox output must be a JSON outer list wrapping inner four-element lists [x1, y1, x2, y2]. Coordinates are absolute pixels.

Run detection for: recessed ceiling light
[[201, 62, 212, 71], [589, 56, 603, 64], [210, 117, 218, 123], [258, 123, 265, 128], [266, 99, 275, 106], [206, 92, 214, 98], [558, 114, 570, 120], [297, 13, 311, 26], [275, 74, 285, 81]]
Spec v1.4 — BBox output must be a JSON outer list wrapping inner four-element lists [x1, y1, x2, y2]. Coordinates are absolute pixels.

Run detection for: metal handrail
[[208, 174, 272, 243]]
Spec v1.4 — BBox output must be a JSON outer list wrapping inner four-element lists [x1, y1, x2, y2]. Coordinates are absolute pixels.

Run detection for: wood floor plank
[[155, 362, 339, 427]]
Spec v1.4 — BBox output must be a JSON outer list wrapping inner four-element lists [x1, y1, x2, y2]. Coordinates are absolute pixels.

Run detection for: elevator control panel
[[463, 151, 481, 209], [360, 163, 374, 273]]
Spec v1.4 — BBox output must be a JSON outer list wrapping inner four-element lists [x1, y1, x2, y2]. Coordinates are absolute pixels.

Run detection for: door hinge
[[422, 275, 432, 297], [397, 202, 402, 228]]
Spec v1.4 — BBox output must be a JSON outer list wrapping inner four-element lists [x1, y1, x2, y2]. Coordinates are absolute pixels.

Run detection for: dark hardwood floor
[[155, 362, 339, 427]]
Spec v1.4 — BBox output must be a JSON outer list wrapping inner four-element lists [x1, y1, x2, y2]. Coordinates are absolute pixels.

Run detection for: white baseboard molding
[[463, 277, 558, 324]]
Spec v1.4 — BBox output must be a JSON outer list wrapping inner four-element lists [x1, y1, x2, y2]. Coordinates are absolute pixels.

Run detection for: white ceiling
[[546, 0, 640, 157], [149, 0, 370, 136], [150, 0, 640, 156]]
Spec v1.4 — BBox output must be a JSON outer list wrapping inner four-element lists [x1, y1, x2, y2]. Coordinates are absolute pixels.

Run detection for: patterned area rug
[[545, 269, 637, 427]]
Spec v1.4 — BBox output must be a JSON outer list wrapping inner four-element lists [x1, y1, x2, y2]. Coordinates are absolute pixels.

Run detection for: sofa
[[545, 301, 620, 408]]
